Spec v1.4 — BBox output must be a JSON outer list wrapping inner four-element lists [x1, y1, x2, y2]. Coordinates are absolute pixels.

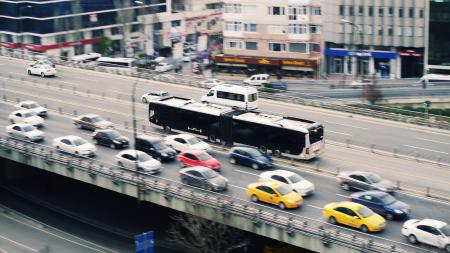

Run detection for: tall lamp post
[[132, 77, 140, 201], [341, 19, 364, 78], [18, 5, 32, 55]]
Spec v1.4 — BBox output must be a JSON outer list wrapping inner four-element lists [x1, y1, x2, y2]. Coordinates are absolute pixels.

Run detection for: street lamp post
[[341, 19, 364, 78], [132, 77, 140, 201], [18, 5, 32, 56]]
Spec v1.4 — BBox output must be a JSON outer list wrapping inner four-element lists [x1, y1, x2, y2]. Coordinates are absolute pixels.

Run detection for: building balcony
[[223, 30, 243, 37], [287, 33, 312, 41], [223, 13, 242, 21], [287, 0, 311, 4]]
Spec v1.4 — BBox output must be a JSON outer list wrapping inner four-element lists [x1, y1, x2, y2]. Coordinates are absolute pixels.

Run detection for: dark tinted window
[[350, 174, 366, 182], [271, 175, 288, 184], [183, 153, 197, 160]]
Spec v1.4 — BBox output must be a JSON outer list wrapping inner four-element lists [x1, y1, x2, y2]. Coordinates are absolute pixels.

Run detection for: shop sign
[[4, 38, 99, 51], [282, 59, 316, 67], [348, 51, 371, 57], [326, 48, 396, 59], [400, 50, 422, 57], [223, 57, 246, 63]]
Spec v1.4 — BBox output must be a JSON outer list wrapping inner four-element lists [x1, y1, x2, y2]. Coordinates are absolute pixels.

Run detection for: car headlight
[[113, 140, 120, 144], [394, 209, 403, 214], [377, 187, 387, 192], [286, 199, 297, 203], [161, 153, 168, 157], [211, 182, 219, 187]]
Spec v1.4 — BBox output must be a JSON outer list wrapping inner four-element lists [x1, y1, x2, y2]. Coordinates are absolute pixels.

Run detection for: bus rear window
[[309, 126, 323, 144], [248, 93, 258, 102]]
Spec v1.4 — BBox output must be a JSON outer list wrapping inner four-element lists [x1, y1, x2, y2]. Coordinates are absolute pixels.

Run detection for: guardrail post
[[163, 183, 171, 200], [426, 187, 431, 197], [314, 160, 321, 172], [345, 139, 350, 148], [72, 86, 76, 94], [286, 217, 295, 237], [116, 94, 121, 101], [86, 89, 91, 97], [102, 92, 106, 99], [58, 107, 63, 114], [3, 94, 6, 102], [370, 144, 375, 153], [396, 181, 401, 190], [124, 121, 128, 129], [142, 125, 146, 133], [393, 148, 398, 158], [73, 110, 77, 116], [15, 97, 20, 103]]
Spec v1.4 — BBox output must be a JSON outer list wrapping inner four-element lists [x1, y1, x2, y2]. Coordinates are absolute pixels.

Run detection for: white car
[[349, 79, 373, 88], [15, 100, 48, 117], [259, 169, 315, 196], [402, 219, 450, 251], [199, 79, 225, 88], [155, 62, 174, 73], [243, 74, 270, 86], [8, 109, 44, 127], [53, 135, 97, 157], [27, 64, 56, 77], [5, 123, 45, 142], [115, 149, 162, 174], [141, 91, 170, 103], [164, 134, 211, 152]]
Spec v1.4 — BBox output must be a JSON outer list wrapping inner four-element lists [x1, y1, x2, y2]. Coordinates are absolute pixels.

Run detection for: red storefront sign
[[0, 38, 99, 51], [399, 50, 422, 57]]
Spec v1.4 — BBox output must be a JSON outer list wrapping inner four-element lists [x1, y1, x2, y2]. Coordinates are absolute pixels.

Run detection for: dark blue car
[[228, 146, 272, 170], [349, 191, 411, 220]]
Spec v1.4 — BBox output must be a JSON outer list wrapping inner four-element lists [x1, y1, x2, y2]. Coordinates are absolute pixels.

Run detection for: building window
[[387, 27, 393, 36], [245, 41, 257, 50], [404, 27, 413, 36], [378, 26, 383, 35], [225, 40, 242, 49], [419, 9, 424, 18], [338, 24, 344, 33], [409, 8, 414, 18], [31, 36, 41, 45], [171, 20, 181, 27], [224, 21, 242, 31], [288, 24, 307, 34], [268, 42, 286, 51], [368, 6, 373, 16], [358, 6, 364, 15], [311, 7, 321, 15], [396, 27, 403, 36], [310, 43, 320, 52], [310, 25, 320, 34], [153, 22, 162, 30], [378, 7, 384, 16], [417, 27, 424, 36], [399, 8, 403, 17], [244, 23, 257, 32], [366, 25, 373, 35], [288, 6, 309, 20], [131, 24, 140, 32], [224, 4, 242, 14], [289, 42, 307, 53], [55, 34, 66, 43], [349, 6, 354, 16], [339, 5, 345, 15], [111, 27, 120, 35], [388, 7, 393, 15], [268, 6, 285, 15], [268, 25, 285, 34], [92, 29, 104, 38], [242, 5, 256, 15]]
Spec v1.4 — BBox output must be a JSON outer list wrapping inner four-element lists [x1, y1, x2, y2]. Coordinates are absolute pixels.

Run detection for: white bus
[[201, 84, 258, 110], [71, 53, 102, 64], [96, 57, 137, 70]]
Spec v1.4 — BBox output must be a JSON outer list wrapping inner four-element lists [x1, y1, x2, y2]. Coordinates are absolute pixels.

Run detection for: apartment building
[[216, 0, 322, 78], [322, 0, 426, 78], [426, 0, 450, 75]]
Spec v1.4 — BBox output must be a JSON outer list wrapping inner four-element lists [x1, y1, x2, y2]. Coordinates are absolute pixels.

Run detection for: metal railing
[[0, 136, 427, 253], [1, 49, 449, 130]]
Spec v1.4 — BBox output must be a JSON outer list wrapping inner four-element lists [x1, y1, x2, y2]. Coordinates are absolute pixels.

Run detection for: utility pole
[[341, 19, 364, 79]]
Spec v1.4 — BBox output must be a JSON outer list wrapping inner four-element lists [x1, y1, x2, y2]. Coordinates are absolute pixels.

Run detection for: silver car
[[5, 123, 45, 142], [115, 149, 162, 175], [337, 171, 397, 193]]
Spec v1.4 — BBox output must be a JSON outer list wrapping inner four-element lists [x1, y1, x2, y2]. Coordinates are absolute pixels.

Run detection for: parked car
[[337, 171, 397, 193], [8, 109, 44, 127], [27, 64, 56, 77], [229, 146, 272, 170], [141, 91, 170, 103], [246, 181, 303, 209], [5, 123, 44, 142], [323, 201, 386, 233], [243, 74, 270, 86], [73, 114, 114, 131], [350, 79, 372, 88], [348, 191, 410, 220], [164, 134, 211, 152], [199, 79, 225, 88], [401, 219, 450, 251], [179, 166, 228, 192], [135, 134, 177, 162], [155, 62, 174, 73], [92, 129, 129, 149], [178, 150, 221, 171], [15, 100, 48, 117], [259, 170, 314, 196], [53, 135, 96, 157], [115, 149, 162, 175]]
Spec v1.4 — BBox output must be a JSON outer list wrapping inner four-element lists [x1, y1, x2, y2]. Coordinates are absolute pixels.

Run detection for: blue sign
[[135, 231, 154, 253], [325, 48, 396, 59]]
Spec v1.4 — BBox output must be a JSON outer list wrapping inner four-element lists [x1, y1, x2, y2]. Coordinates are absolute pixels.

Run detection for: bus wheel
[[208, 134, 216, 143], [163, 125, 171, 133], [259, 145, 267, 154], [273, 149, 281, 157]]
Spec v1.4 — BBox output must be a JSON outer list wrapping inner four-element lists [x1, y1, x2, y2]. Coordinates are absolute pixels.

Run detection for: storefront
[[213, 55, 318, 78], [325, 48, 397, 78]]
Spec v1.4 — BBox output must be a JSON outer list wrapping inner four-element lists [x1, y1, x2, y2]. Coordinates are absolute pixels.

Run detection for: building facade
[[322, 0, 426, 79], [217, 0, 322, 78], [0, 0, 167, 59]]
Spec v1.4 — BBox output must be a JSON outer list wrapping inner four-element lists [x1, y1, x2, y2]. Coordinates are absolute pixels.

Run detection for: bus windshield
[[309, 125, 323, 144]]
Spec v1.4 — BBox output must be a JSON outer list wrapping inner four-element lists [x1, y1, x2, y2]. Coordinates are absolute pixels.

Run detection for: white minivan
[[201, 84, 258, 110], [243, 74, 270, 86]]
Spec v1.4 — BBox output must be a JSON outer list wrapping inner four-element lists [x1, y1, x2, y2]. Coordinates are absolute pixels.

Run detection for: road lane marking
[[234, 169, 259, 177], [307, 204, 323, 210], [403, 145, 449, 155], [336, 193, 348, 199], [416, 137, 450, 145], [323, 120, 369, 130], [327, 130, 352, 136], [0, 235, 38, 252], [0, 248, 8, 253], [229, 184, 246, 190]]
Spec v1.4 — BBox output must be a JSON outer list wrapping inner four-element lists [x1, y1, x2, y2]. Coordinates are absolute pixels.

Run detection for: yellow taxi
[[323, 201, 386, 233], [246, 181, 303, 209]]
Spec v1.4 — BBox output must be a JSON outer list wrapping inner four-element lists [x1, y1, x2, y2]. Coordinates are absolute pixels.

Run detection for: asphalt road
[[0, 102, 448, 252]]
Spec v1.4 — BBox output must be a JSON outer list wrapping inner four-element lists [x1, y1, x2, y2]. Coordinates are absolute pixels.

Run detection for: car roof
[[181, 149, 205, 155], [118, 149, 145, 156], [136, 134, 160, 142], [172, 133, 195, 139], [351, 190, 389, 198], [60, 135, 83, 141], [271, 169, 296, 177], [96, 129, 118, 134], [20, 100, 38, 105], [336, 201, 364, 210], [232, 146, 258, 152], [10, 123, 33, 128], [419, 219, 447, 228], [180, 166, 210, 173], [80, 114, 100, 118], [252, 181, 283, 188], [12, 109, 34, 114]]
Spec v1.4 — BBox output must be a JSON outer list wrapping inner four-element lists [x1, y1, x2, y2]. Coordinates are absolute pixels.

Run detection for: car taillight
[[348, 196, 352, 202], [305, 148, 310, 155]]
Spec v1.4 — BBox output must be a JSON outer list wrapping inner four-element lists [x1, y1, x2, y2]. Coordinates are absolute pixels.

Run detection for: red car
[[178, 150, 221, 171]]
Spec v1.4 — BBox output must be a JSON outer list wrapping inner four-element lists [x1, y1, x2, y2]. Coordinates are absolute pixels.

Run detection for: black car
[[135, 134, 177, 162], [92, 129, 129, 149]]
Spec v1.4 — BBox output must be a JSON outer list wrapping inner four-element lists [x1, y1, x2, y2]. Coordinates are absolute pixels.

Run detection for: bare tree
[[362, 76, 383, 105], [167, 214, 249, 253]]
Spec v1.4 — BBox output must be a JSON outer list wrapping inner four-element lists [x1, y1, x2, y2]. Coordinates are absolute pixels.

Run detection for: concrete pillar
[[344, 56, 349, 75], [396, 53, 402, 78]]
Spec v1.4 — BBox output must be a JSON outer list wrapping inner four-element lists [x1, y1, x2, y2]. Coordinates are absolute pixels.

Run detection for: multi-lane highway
[[0, 56, 449, 251]]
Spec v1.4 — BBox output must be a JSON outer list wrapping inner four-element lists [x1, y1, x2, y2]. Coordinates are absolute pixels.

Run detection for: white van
[[201, 84, 258, 110], [243, 74, 270, 86], [71, 53, 102, 64]]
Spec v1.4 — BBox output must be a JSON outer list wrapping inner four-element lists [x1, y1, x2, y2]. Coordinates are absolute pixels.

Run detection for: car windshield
[[73, 138, 87, 146], [28, 103, 39, 109], [107, 130, 121, 139], [90, 116, 102, 123], [203, 169, 218, 179], [198, 153, 212, 161], [288, 174, 303, 184], [187, 137, 201, 145], [366, 173, 382, 183], [23, 112, 33, 118], [150, 141, 165, 150], [441, 225, 450, 236], [246, 148, 263, 157], [42, 65, 52, 69], [160, 92, 169, 96], [276, 184, 292, 196], [137, 153, 152, 162], [379, 194, 396, 205], [23, 125, 35, 132], [358, 206, 374, 218]]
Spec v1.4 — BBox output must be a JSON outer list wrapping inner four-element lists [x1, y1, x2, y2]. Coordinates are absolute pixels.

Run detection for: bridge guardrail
[[0, 136, 434, 253], [1, 49, 449, 130]]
